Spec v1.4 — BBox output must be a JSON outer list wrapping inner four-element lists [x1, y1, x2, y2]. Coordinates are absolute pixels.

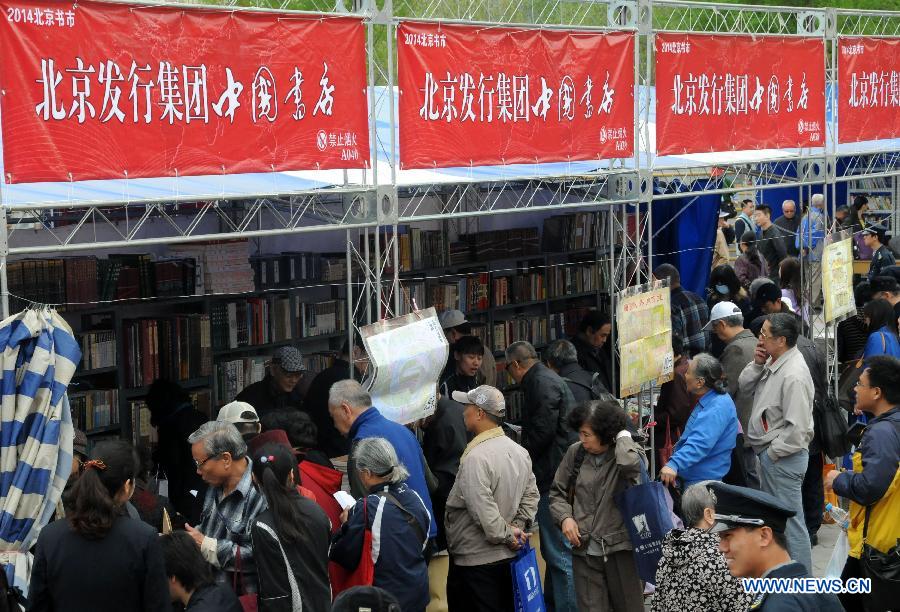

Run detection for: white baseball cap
[[703, 301, 743, 329]]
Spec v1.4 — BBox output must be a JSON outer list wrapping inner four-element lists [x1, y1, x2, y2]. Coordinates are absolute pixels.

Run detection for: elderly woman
[[549, 400, 645, 612], [330, 437, 430, 612], [651, 482, 752, 612], [659, 354, 739, 488]]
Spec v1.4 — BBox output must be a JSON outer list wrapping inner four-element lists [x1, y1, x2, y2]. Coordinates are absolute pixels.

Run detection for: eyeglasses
[[194, 453, 221, 469]]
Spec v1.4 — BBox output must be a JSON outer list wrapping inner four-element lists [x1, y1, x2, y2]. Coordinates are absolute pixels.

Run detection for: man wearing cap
[[217, 401, 262, 443], [707, 482, 843, 611], [235, 346, 306, 417], [708, 301, 760, 487], [864, 225, 897, 282], [439, 309, 496, 386], [871, 275, 900, 323], [748, 284, 795, 336], [445, 385, 540, 612], [737, 313, 814, 573]]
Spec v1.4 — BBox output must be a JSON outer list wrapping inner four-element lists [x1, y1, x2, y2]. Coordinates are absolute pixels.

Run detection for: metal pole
[[0, 205, 8, 319], [346, 228, 354, 378]]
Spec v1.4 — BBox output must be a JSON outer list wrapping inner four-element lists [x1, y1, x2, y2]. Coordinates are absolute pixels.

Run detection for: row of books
[[79, 330, 116, 370], [250, 252, 347, 289], [396, 228, 448, 272], [491, 316, 549, 352], [210, 296, 292, 351], [494, 272, 545, 306], [71, 390, 119, 432], [215, 357, 267, 405], [169, 241, 255, 295], [542, 211, 611, 253], [547, 263, 608, 297], [122, 315, 212, 388], [300, 300, 346, 337]]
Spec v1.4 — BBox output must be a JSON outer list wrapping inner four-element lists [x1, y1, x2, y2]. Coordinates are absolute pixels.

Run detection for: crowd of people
[[20, 212, 900, 611]]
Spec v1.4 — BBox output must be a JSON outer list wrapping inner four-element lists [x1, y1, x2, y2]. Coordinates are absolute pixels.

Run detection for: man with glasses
[[236, 346, 306, 417], [737, 313, 814, 575], [185, 421, 268, 596]]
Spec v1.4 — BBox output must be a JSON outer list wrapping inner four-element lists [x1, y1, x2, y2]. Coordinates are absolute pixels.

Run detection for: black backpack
[[563, 372, 615, 402]]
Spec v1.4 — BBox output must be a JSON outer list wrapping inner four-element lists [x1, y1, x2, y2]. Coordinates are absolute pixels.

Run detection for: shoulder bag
[[255, 521, 302, 611]]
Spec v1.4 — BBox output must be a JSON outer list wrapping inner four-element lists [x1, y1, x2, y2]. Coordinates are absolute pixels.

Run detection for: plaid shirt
[[670, 287, 709, 356], [198, 458, 268, 591]]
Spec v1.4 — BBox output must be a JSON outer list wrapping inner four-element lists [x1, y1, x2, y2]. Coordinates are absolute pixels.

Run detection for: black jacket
[[185, 584, 242, 612], [795, 336, 827, 454], [439, 371, 478, 398], [422, 397, 467, 551], [520, 362, 577, 493], [235, 375, 304, 418], [750, 562, 843, 611], [303, 359, 355, 458], [29, 517, 170, 612], [153, 402, 208, 522], [556, 362, 606, 406], [252, 505, 332, 612], [571, 334, 613, 393]]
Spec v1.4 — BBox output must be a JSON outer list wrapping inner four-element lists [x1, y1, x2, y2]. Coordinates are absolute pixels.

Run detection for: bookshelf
[[11, 244, 352, 448]]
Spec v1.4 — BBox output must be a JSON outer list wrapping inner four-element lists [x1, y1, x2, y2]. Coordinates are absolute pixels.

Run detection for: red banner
[[398, 22, 634, 169], [655, 34, 826, 156], [0, 1, 369, 183], [838, 37, 900, 144]]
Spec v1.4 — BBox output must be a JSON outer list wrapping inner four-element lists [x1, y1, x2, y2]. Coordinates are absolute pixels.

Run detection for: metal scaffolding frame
[[0, 0, 898, 411]]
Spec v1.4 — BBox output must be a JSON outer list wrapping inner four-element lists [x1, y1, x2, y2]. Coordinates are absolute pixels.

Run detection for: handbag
[[255, 521, 302, 611], [658, 416, 679, 467], [511, 540, 545, 612], [722, 432, 749, 487], [615, 458, 673, 583], [859, 496, 900, 610], [234, 546, 258, 612], [329, 497, 375, 599]]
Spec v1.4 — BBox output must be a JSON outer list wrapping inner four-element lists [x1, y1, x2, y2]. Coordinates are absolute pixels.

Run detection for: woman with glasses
[[651, 482, 752, 612], [29, 441, 170, 611]]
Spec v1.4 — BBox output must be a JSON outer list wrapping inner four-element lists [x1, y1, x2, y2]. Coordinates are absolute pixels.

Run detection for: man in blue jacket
[[328, 379, 438, 542]]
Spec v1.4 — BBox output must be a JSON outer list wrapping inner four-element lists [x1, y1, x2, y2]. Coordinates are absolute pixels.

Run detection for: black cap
[[871, 275, 900, 294], [332, 586, 401, 612], [754, 283, 782, 307], [707, 482, 796, 535], [862, 224, 888, 240]]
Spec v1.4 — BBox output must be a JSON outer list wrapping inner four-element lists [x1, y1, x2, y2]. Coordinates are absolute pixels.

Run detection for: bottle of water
[[825, 503, 850, 530]]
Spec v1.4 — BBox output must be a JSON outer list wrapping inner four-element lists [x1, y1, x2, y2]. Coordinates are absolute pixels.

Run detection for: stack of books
[[169, 241, 254, 295], [122, 315, 212, 388], [70, 389, 119, 432], [299, 299, 346, 337], [215, 357, 266, 405], [80, 330, 116, 370]]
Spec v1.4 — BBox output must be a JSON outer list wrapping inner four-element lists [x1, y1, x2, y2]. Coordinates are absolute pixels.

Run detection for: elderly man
[[737, 313, 814, 574], [707, 301, 760, 487], [445, 386, 540, 612], [185, 421, 268, 595], [798, 194, 827, 305], [545, 338, 613, 404], [328, 379, 437, 541], [506, 341, 577, 612], [235, 346, 306, 416], [774, 199, 800, 256]]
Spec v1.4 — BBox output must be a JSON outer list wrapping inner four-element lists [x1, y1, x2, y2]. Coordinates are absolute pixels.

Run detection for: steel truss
[[1, 0, 899, 411]]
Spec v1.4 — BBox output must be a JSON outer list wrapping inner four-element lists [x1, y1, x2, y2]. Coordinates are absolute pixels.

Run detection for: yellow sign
[[823, 237, 855, 323], [617, 285, 674, 397]]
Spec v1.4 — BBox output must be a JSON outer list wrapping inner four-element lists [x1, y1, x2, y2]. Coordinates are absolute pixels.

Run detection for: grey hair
[[682, 480, 718, 529], [505, 341, 538, 363], [329, 379, 372, 410], [781, 199, 796, 210], [811, 193, 825, 208], [691, 352, 728, 394], [545, 339, 578, 368], [353, 437, 409, 484], [719, 313, 744, 328], [766, 312, 801, 347], [187, 421, 247, 459]]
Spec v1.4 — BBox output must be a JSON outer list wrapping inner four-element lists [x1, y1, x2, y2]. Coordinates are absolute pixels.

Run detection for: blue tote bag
[[511, 540, 545, 612], [614, 476, 673, 583]]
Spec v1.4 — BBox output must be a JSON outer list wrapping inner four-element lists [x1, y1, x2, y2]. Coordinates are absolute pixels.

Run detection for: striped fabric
[[0, 309, 81, 597]]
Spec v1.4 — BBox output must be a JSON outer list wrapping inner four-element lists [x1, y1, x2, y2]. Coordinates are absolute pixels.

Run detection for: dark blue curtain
[[650, 179, 720, 296]]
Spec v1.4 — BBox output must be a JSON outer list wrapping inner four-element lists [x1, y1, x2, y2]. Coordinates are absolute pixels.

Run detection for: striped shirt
[[198, 458, 268, 592]]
